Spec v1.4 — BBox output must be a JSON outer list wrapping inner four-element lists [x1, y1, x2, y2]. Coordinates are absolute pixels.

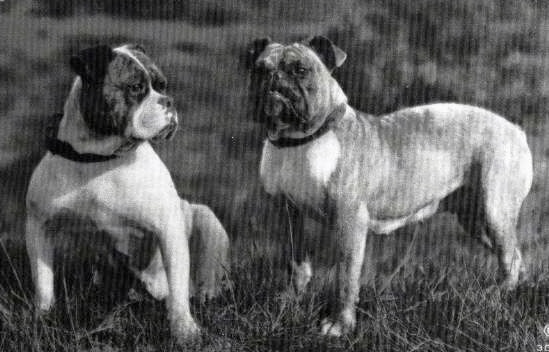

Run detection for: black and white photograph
[[0, 1, 548, 350]]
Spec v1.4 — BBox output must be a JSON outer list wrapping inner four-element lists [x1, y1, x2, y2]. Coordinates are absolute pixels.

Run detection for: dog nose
[[159, 96, 173, 108], [269, 71, 282, 88]]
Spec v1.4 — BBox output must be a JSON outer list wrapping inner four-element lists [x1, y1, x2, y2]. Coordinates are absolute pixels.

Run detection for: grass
[[1, 0, 549, 350], [2, 226, 549, 351]]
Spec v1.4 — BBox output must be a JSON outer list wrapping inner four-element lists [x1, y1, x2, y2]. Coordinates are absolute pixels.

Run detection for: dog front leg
[[285, 201, 313, 294], [320, 203, 368, 337], [158, 204, 200, 343], [25, 215, 55, 312]]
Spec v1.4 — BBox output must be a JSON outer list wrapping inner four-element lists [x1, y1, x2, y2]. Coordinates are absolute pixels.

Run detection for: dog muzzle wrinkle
[[265, 90, 292, 114]]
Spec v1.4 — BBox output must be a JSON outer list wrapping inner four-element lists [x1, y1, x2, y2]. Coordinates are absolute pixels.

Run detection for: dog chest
[[260, 131, 341, 206], [28, 142, 179, 244]]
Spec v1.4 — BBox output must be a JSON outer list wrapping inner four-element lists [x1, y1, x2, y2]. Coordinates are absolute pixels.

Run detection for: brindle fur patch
[[45, 209, 159, 271]]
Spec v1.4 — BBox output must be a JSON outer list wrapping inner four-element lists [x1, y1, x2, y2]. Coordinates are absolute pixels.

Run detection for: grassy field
[[1, 0, 549, 350]]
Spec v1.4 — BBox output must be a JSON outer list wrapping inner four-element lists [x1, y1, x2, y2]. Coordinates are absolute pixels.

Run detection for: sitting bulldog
[[25, 44, 229, 344]]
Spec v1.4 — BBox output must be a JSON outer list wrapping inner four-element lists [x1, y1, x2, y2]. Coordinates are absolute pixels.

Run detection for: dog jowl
[[248, 36, 533, 336]]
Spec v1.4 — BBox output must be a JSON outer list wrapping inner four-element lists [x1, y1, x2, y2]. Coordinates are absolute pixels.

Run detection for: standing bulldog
[[247, 36, 533, 336], [25, 44, 229, 343]]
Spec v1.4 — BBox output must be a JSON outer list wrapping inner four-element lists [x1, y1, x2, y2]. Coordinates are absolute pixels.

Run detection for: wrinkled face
[[72, 44, 177, 141], [250, 43, 338, 140]]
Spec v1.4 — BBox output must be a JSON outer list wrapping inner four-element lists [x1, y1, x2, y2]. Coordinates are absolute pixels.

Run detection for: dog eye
[[293, 66, 308, 75], [129, 83, 145, 94]]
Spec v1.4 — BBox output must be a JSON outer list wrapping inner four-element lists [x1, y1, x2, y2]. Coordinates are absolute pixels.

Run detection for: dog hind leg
[[481, 146, 532, 290], [483, 179, 527, 290], [158, 202, 200, 342], [441, 161, 495, 251], [449, 189, 519, 286], [133, 247, 169, 300], [485, 212, 522, 290], [451, 187, 495, 251], [135, 202, 230, 302], [188, 203, 230, 302]]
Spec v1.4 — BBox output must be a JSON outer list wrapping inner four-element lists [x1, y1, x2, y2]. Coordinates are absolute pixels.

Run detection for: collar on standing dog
[[45, 113, 119, 163], [268, 104, 347, 148]]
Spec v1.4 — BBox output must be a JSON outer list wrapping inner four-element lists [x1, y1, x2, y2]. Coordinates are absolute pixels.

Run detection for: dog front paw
[[320, 311, 356, 337], [35, 295, 54, 313], [500, 248, 523, 291], [170, 315, 201, 344], [139, 270, 169, 300], [292, 260, 312, 294], [501, 277, 518, 291]]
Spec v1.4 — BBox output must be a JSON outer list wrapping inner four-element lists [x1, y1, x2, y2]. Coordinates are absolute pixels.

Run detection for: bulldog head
[[247, 36, 348, 140], [68, 44, 177, 142]]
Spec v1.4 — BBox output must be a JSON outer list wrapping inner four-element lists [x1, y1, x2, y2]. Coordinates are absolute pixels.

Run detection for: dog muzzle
[[264, 91, 288, 117], [151, 117, 178, 143]]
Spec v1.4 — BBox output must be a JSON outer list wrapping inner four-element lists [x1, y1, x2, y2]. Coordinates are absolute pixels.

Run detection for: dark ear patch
[[149, 65, 168, 92], [304, 36, 347, 71], [70, 45, 115, 83], [246, 37, 272, 69]]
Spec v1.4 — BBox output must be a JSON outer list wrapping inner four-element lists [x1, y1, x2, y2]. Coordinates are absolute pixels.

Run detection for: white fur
[[27, 141, 201, 342], [25, 50, 199, 343], [368, 201, 439, 234], [129, 89, 174, 139], [292, 260, 313, 293], [260, 131, 341, 208], [113, 45, 148, 71], [256, 41, 533, 339], [257, 43, 284, 68]]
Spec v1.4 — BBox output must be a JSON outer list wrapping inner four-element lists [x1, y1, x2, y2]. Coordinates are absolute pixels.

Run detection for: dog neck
[[55, 78, 133, 158]]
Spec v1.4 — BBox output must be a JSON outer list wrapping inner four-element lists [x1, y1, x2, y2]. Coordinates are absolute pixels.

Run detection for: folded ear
[[124, 43, 146, 54], [304, 36, 347, 71], [69, 45, 115, 83], [245, 37, 272, 69]]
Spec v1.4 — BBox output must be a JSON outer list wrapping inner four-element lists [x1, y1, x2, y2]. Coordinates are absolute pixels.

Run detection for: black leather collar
[[46, 136, 118, 163], [268, 104, 347, 148], [45, 113, 118, 163]]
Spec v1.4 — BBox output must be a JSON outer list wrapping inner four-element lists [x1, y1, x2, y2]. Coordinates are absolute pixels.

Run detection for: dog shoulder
[[27, 154, 79, 206]]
